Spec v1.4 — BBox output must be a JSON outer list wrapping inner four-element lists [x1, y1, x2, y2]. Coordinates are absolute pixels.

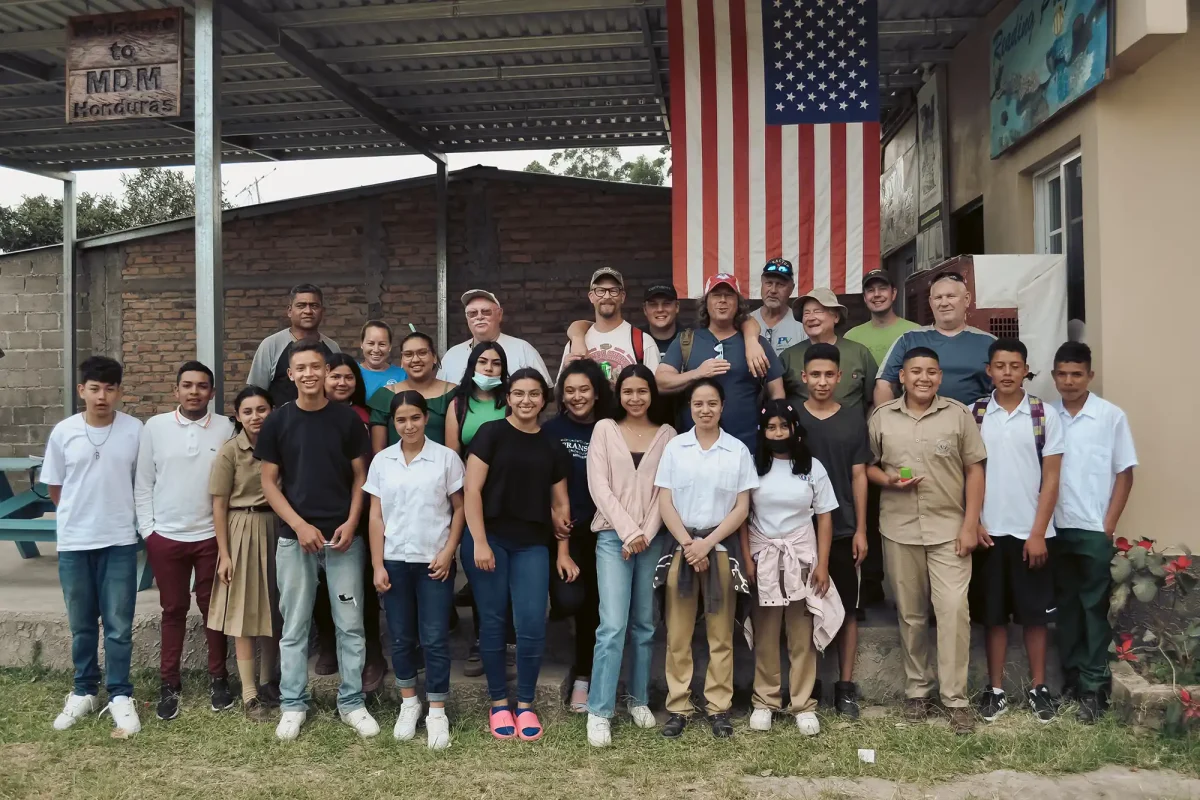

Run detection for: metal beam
[[62, 174, 77, 415], [435, 161, 448, 358], [878, 48, 955, 67], [0, 53, 54, 81], [638, 8, 670, 144], [877, 18, 977, 37], [0, 152, 72, 181], [194, 0, 224, 404], [269, 0, 667, 28], [220, 0, 444, 163]]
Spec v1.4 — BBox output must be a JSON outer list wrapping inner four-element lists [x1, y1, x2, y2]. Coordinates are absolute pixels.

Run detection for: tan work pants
[[664, 550, 734, 714], [751, 600, 818, 713]]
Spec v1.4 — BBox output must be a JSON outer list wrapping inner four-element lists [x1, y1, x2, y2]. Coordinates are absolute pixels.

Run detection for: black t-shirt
[[270, 340, 335, 405], [796, 404, 871, 539], [542, 415, 596, 527], [468, 418, 571, 547], [254, 400, 370, 539], [643, 327, 681, 358]]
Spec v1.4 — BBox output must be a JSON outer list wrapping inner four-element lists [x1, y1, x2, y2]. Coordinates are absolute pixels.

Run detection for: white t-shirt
[[556, 320, 662, 381], [1053, 393, 1139, 532], [41, 412, 143, 552], [436, 332, 552, 384], [134, 409, 236, 542], [979, 393, 1066, 540], [654, 428, 758, 531], [750, 457, 839, 538], [362, 438, 465, 563], [751, 307, 807, 356]]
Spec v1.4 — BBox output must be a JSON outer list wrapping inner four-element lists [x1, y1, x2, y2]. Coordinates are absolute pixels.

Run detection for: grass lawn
[[1, 668, 1197, 800]]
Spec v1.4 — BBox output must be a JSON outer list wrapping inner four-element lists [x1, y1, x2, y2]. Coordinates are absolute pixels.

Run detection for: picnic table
[[0, 457, 154, 590]]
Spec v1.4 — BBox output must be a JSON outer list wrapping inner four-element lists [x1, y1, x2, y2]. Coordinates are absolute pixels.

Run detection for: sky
[[0, 145, 665, 209]]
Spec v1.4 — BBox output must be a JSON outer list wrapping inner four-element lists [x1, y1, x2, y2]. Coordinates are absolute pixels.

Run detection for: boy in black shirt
[[794, 343, 871, 718], [256, 342, 376, 742]]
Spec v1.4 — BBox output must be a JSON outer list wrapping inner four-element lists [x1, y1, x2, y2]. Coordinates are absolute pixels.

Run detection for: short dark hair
[[176, 360, 214, 385], [902, 346, 940, 365], [360, 319, 392, 343], [79, 355, 122, 385], [288, 341, 327, 363], [289, 283, 323, 304], [554, 359, 615, 421], [803, 342, 841, 367], [687, 377, 725, 404], [389, 389, 429, 417], [988, 338, 1028, 363], [1054, 341, 1092, 370]]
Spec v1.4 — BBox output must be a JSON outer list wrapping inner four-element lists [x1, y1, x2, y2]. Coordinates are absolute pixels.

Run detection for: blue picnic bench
[[0, 457, 155, 591]]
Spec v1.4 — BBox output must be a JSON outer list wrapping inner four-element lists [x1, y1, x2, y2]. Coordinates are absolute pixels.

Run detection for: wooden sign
[[65, 8, 183, 123]]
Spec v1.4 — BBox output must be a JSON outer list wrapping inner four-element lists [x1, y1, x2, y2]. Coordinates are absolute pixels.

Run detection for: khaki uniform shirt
[[868, 395, 987, 546], [208, 431, 267, 509]]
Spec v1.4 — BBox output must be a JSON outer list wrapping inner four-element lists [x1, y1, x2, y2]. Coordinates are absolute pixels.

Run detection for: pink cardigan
[[587, 419, 676, 545]]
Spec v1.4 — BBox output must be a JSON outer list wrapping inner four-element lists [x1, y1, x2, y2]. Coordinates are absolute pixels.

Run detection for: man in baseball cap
[[558, 268, 661, 381], [779, 286, 878, 414], [749, 258, 807, 356], [641, 284, 681, 356], [844, 269, 919, 367], [436, 288, 551, 383]]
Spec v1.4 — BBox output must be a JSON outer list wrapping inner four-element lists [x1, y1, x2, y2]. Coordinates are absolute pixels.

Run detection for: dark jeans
[[550, 528, 599, 680], [861, 484, 884, 585], [144, 533, 228, 685], [59, 544, 138, 698], [381, 560, 455, 702], [1052, 528, 1115, 693], [461, 533, 549, 704]]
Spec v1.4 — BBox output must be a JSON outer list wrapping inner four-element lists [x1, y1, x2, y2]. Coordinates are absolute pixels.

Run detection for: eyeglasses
[[402, 348, 432, 359], [465, 308, 496, 320], [591, 286, 622, 298]]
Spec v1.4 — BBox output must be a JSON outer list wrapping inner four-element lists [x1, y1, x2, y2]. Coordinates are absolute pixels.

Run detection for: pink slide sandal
[[516, 709, 543, 741], [489, 706, 516, 740]]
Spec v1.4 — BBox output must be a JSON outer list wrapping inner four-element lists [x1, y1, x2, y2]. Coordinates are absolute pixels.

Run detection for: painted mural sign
[[65, 8, 183, 123], [989, 0, 1108, 157]]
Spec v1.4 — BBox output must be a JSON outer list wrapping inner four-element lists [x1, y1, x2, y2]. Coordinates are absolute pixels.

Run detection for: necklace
[[84, 418, 114, 460]]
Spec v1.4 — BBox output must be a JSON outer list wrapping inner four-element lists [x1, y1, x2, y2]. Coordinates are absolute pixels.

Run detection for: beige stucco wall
[[945, 2, 1200, 549]]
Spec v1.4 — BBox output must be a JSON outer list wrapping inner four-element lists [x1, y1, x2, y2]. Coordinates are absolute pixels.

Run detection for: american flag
[[668, 0, 882, 299]]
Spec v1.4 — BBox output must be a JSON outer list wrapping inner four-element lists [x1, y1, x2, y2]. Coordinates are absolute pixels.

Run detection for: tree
[[119, 167, 204, 228], [523, 145, 670, 186]]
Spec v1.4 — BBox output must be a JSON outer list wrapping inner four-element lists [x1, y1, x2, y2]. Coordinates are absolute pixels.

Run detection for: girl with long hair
[[444, 341, 510, 457], [325, 353, 370, 426], [584, 364, 676, 746], [739, 399, 841, 736], [367, 331, 457, 452]]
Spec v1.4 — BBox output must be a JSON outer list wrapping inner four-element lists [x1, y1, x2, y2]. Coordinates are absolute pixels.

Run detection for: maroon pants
[[145, 533, 228, 686]]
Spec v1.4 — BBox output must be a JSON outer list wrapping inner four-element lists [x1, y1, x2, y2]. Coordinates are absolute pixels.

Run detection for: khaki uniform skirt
[[208, 509, 277, 638]]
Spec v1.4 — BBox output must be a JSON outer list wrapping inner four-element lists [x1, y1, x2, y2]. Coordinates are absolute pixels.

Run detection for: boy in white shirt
[[42, 356, 144, 736], [1050, 341, 1137, 723], [973, 339, 1065, 724], [134, 361, 235, 722]]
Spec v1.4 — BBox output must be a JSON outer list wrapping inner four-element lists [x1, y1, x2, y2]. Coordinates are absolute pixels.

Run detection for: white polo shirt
[[1053, 393, 1138, 532], [362, 437, 465, 563], [750, 457, 839, 538], [654, 428, 758, 533], [979, 392, 1066, 540], [134, 409, 235, 542], [41, 412, 143, 552], [436, 332, 552, 384]]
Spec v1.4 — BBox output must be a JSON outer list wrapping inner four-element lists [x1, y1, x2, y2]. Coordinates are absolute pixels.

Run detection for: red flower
[[1136, 539, 1154, 550], [1182, 689, 1193, 704], [1164, 556, 1193, 586], [1115, 635, 1138, 662], [1115, 537, 1133, 552], [1174, 555, 1193, 570]]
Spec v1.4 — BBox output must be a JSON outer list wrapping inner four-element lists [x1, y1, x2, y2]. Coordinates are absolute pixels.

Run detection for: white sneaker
[[393, 700, 422, 741], [53, 693, 98, 731], [426, 712, 451, 750], [627, 703, 656, 729], [276, 710, 307, 741], [749, 708, 773, 731], [796, 711, 820, 736], [587, 713, 612, 747], [101, 695, 141, 737], [340, 707, 380, 738]]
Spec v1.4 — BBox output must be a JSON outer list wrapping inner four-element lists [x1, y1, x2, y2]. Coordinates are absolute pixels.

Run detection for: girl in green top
[[444, 341, 510, 457], [368, 331, 457, 453]]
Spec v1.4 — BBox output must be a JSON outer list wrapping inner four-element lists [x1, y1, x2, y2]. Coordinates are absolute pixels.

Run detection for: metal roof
[[0, 0, 1000, 170]]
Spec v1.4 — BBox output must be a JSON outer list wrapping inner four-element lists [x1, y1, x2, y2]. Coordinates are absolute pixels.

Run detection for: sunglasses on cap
[[763, 258, 794, 277], [936, 272, 967, 283]]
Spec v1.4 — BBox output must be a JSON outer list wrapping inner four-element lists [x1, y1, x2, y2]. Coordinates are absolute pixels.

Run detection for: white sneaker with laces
[[796, 711, 820, 736], [53, 693, 98, 731], [426, 712, 451, 750], [749, 708, 773, 731], [102, 695, 141, 737], [276, 710, 307, 741], [587, 713, 612, 747], [393, 700, 422, 741], [627, 703, 656, 729], [340, 707, 381, 738]]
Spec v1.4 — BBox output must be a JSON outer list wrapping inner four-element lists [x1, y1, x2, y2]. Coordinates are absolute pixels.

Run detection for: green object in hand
[[899, 467, 913, 480]]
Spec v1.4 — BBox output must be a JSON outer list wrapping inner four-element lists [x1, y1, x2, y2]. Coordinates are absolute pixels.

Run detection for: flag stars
[[784, 8, 793, 18], [785, 71, 795, 80], [798, 103, 806, 111], [775, 82, 784, 91], [839, 101, 848, 110], [776, 102, 785, 111], [774, 19, 783, 29], [819, 102, 828, 111], [860, 100, 869, 108], [785, 29, 794, 40], [786, 92, 795, 101], [838, 60, 847, 68]]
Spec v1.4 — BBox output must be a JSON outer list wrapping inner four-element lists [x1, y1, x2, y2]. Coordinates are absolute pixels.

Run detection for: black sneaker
[[1077, 691, 1104, 724], [156, 682, 181, 721], [463, 645, 484, 678], [210, 677, 234, 712], [257, 682, 281, 708], [976, 687, 1008, 722], [1028, 685, 1056, 723], [834, 681, 861, 719], [661, 712, 689, 739], [709, 712, 734, 738]]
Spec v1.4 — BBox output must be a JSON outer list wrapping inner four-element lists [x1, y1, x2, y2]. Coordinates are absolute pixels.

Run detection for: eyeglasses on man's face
[[591, 286, 623, 298]]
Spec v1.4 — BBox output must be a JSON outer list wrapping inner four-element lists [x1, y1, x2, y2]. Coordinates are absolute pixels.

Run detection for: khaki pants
[[883, 538, 972, 708], [751, 601, 817, 713], [664, 550, 734, 714]]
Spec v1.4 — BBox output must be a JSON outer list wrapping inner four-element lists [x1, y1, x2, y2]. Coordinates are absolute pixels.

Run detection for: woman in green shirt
[[444, 341, 510, 457], [368, 331, 457, 452]]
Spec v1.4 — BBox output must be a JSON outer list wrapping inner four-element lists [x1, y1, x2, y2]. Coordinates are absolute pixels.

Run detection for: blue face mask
[[472, 373, 503, 391]]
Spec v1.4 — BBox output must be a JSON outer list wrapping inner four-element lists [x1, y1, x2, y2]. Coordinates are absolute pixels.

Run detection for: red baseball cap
[[703, 272, 742, 296]]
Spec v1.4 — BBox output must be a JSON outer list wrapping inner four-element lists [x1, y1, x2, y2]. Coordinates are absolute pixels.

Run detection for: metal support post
[[194, 0, 224, 404], [61, 175, 77, 415], [435, 161, 448, 357]]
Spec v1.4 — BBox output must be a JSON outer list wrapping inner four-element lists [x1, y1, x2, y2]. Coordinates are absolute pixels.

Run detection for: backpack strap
[[970, 398, 989, 428], [632, 326, 645, 365], [1028, 395, 1046, 463], [680, 329, 695, 369]]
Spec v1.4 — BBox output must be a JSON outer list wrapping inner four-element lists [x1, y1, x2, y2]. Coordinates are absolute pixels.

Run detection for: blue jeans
[[587, 530, 662, 718], [461, 533, 549, 704], [276, 536, 366, 713], [58, 544, 138, 698], [381, 560, 455, 702]]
